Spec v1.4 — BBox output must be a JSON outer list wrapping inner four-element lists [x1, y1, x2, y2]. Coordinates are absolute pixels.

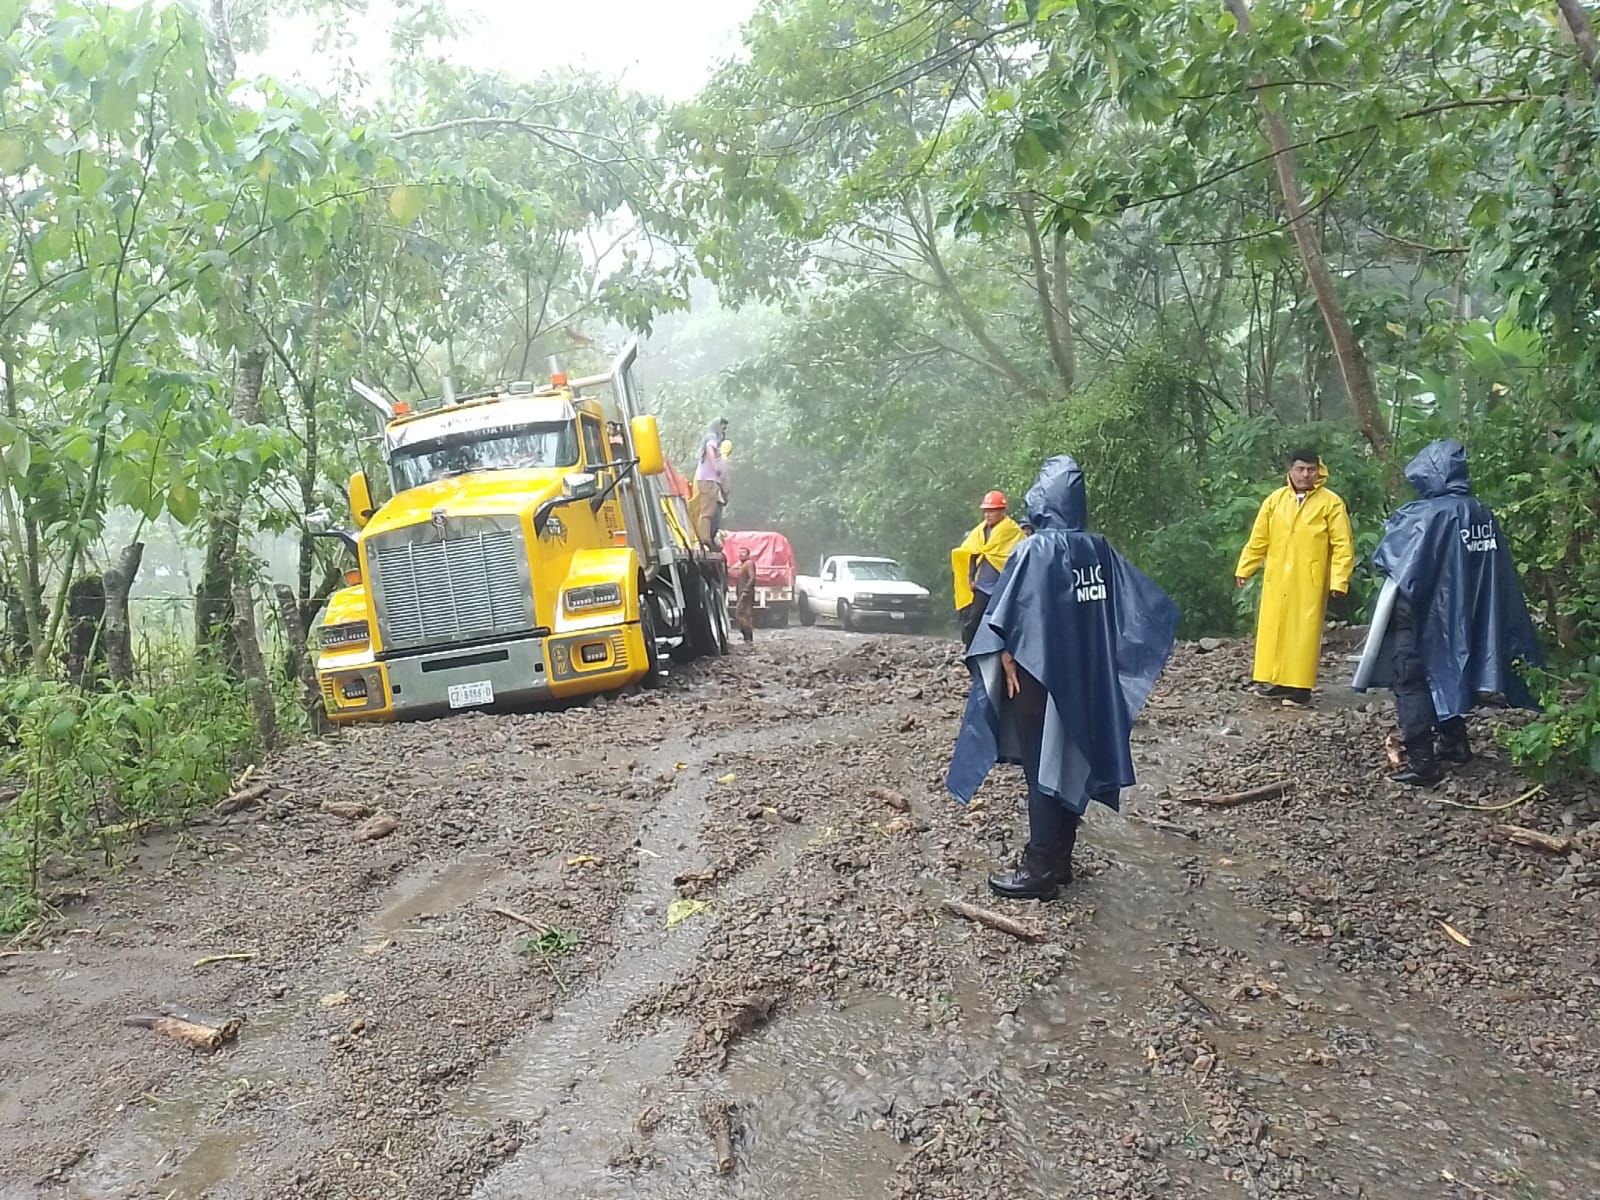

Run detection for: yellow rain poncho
[[1234, 464, 1355, 690], [951, 516, 1024, 611]]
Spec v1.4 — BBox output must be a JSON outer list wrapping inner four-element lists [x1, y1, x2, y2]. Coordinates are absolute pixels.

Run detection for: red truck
[[721, 530, 797, 627]]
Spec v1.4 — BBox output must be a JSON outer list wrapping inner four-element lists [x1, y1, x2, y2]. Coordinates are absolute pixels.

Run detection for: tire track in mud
[[460, 700, 930, 1199]]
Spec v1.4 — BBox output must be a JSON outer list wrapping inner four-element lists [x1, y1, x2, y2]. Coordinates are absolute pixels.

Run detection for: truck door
[[819, 559, 839, 605], [580, 415, 626, 544]]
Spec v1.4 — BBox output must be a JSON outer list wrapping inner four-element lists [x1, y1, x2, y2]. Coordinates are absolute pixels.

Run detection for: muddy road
[[3, 629, 1598, 1200]]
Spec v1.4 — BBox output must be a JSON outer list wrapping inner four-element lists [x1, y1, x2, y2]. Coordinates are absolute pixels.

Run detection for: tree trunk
[[231, 583, 277, 751], [102, 541, 144, 687], [1224, 0, 1392, 456], [195, 344, 266, 663], [1019, 196, 1076, 394], [0, 352, 45, 670], [65, 575, 106, 690], [1557, 0, 1600, 81], [274, 583, 328, 735]]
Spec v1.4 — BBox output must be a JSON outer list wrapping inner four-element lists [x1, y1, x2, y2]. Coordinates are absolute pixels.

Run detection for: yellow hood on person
[[1234, 461, 1355, 691], [951, 515, 1024, 611]]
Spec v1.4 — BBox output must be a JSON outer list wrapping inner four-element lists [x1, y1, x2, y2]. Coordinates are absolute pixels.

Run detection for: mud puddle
[[371, 854, 513, 934]]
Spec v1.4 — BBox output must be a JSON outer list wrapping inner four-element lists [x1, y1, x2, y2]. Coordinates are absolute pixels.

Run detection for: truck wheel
[[772, 605, 789, 629], [640, 596, 666, 687], [685, 571, 722, 659], [796, 593, 815, 627], [838, 600, 855, 632]]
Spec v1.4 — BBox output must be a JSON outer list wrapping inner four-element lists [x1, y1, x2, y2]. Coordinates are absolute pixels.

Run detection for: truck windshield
[[848, 561, 905, 581], [390, 422, 579, 491]]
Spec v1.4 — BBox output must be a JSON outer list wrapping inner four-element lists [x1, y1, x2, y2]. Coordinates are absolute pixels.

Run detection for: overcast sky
[[249, 0, 756, 101]]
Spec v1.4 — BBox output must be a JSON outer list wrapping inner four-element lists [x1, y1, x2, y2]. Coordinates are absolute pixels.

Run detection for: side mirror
[[348, 471, 375, 529], [630, 415, 664, 477], [306, 506, 333, 534], [562, 471, 599, 501]]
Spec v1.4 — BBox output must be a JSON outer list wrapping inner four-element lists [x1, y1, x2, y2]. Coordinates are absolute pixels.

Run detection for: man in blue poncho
[[1353, 440, 1541, 786], [947, 456, 1179, 900]]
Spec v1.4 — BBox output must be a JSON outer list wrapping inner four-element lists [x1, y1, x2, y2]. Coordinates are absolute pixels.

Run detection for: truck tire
[[796, 593, 815, 626], [640, 595, 666, 687], [838, 600, 856, 632], [685, 571, 722, 659], [771, 604, 789, 629]]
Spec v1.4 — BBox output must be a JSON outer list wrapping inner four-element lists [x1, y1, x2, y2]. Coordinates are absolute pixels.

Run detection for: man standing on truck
[[689, 418, 729, 547], [952, 490, 1024, 649], [734, 547, 757, 646], [947, 457, 1178, 901]]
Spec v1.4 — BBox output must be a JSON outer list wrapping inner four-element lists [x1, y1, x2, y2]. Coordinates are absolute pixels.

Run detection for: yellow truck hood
[[363, 469, 565, 536]]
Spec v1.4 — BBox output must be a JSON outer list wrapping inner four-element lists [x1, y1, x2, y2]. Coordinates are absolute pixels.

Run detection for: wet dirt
[[3, 629, 1598, 1200]]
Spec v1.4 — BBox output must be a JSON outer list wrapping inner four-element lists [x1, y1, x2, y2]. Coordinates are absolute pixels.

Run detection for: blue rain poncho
[[1352, 440, 1541, 715], [946, 457, 1179, 814]]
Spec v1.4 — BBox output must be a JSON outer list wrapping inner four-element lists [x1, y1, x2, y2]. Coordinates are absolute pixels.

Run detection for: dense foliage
[[2, 0, 1599, 927]]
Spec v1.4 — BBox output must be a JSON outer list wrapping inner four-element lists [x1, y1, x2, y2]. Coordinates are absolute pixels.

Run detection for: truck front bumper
[[318, 623, 645, 722]]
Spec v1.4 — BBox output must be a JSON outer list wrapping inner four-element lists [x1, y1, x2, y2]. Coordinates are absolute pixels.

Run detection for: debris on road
[[353, 813, 398, 841], [124, 1005, 243, 1052]]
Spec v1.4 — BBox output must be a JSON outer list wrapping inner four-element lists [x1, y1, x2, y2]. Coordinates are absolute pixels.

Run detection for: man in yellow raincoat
[[952, 490, 1025, 649], [1234, 448, 1355, 706]]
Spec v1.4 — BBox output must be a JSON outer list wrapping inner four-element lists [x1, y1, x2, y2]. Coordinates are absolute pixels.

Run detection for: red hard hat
[[980, 490, 1007, 510]]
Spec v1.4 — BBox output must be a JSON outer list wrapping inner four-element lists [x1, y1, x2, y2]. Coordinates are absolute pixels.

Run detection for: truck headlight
[[319, 620, 370, 648], [565, 582, 623, 612], [856, 593, 877, 605]]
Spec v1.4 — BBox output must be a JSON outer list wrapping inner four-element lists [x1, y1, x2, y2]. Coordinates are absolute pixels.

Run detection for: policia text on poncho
[[946, 458, 1178, 897], [1235, 459, 1355, 693], [1353, 440, 1541, 776]]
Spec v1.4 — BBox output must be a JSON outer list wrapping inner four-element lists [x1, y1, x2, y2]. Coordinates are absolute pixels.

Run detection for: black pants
[[960, 592, 991, 650], [1387, 594, 1466, 763], [1014, 677, 1115, 863]]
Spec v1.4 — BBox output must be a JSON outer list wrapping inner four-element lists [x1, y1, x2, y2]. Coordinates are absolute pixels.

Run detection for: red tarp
[[721, 530, 796, 587], [662, 456, 692, 500]]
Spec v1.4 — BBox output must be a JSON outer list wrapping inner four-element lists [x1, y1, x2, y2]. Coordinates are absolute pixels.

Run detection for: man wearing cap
[[952, 490, 1025, 650]]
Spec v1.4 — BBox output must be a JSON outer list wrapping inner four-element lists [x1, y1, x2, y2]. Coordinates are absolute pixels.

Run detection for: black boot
[[1437, 720, 1473, 765], [1391, 756, 1444, 787], [988, 847, 1064, 901]]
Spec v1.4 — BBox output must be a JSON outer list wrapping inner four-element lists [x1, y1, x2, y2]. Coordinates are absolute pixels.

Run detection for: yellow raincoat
[[951, 516, 1024, 610], [1234, 465, 1355, 690]]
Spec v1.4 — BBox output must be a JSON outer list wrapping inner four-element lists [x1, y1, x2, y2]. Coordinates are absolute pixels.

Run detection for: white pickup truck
[[794, 555, 932, 632]]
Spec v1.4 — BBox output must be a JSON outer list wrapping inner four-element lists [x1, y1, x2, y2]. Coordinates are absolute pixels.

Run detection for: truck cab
[[314, 343, 728, 722]]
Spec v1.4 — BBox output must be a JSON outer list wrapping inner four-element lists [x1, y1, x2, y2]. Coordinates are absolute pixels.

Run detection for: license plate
[[890, 611, 906, 621], [447, 680, 494, 709]]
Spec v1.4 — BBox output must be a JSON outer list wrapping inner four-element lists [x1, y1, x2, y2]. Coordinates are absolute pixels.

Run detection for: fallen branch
[[701, 1097, 736, 1175], [1172, 979, 1222, 1023], [125, 1004, 244, 1052], [488, 906, 550, 936], [321, 799, 374, 821], [1493, 824, 1572, 855], [866, 785, 910, 813], [1180, 780, 1289, 808], [193, 951, 255, 968], [940, 899, 1045, 943], [216, 782, 270, 816], [353, 813, 398, 842], [1127, 814, 1199, 840]]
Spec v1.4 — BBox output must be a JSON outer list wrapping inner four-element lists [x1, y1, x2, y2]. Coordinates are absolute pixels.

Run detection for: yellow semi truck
[[312, 341, 728, 722]]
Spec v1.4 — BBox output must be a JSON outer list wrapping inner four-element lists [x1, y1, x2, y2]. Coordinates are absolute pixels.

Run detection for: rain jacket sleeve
[[1234, 495, 1275, 580], [1329, 501, 1355, 595], [951, 517, 1024, 611]]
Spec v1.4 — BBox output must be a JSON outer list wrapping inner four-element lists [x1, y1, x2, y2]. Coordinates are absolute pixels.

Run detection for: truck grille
[[367, 517, 534, 653]]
